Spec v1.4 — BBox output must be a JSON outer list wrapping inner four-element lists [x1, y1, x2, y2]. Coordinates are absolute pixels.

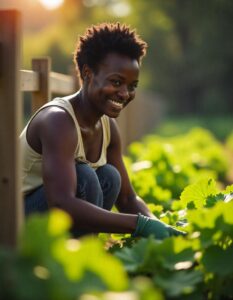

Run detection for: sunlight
[[38, 0, 64, 10], [107, 1, 131, 17]]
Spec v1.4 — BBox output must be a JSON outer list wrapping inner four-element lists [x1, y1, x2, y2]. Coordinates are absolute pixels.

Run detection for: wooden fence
[[0, 9, 164, 248], [0, 10, 78, 248], [0, 10, 23, 248]]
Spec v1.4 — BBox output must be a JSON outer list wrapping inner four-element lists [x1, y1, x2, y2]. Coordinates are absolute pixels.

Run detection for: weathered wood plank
[[0, 10, 23, 248], [50, 71, 75, 95], [20, 70, 39, 91], [31, 57, 51, 113]]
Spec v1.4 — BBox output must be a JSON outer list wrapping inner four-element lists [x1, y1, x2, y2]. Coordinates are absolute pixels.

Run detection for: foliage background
[[1, 2, 233, 297], [2, 0, 233, 118], [32, 0, 233, 115], [1, 0, 233, 137]]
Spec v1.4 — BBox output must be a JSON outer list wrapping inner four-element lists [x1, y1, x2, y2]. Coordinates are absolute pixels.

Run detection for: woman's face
[[85, 52, 140, 118]]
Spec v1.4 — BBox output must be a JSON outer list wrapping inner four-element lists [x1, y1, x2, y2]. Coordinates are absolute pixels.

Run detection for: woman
[[20, 23, 184, 239]]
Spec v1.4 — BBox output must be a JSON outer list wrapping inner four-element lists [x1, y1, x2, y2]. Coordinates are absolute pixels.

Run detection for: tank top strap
[[101, 114, 111, 147], [43, 98, 84, 156], [41, 98, 80, 131], [25, 97, 83, 156]]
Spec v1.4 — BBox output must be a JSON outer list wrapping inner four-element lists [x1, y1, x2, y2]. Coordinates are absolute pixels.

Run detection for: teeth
[[109, 99, 123, 108]]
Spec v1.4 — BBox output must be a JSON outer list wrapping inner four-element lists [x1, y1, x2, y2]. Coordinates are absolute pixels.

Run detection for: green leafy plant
[[112, 179, 233, 300], [0, 210, 128, 300], [1, 127, 233, 299], [126, 128, 229, 210]]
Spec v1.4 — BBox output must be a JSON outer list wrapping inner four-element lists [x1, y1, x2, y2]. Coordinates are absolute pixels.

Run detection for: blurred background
[[1, 0, 233, 141], [2, 3, 233, 297]]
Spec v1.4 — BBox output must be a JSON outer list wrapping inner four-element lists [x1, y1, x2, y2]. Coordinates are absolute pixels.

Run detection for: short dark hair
[[73, 22, 147, 80]]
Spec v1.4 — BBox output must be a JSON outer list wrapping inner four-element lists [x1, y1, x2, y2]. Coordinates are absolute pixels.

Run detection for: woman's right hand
[[132, 213, 187, 240]]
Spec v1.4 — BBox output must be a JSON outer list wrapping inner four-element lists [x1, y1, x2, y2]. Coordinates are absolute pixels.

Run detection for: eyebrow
[[108, 73, 139, 83]]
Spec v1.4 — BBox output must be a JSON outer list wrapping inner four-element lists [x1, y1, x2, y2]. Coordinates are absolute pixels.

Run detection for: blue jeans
[[24, 163, 121, 235]]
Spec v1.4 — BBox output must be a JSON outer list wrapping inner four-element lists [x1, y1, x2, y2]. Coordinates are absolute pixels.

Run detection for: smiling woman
[[20, 22, 185, 240], [38, 0, 64, 10]]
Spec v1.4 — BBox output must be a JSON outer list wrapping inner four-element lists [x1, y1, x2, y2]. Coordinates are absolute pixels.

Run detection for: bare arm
[[107, 118, 155, 218], [39, 108, 137, 233]]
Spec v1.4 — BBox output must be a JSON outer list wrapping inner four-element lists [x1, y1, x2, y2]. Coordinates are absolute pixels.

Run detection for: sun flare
[[39, 0, 64, 10]]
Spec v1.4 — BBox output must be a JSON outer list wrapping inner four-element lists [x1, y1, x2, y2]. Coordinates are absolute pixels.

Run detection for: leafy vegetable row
[[1, 127, 233, 299]]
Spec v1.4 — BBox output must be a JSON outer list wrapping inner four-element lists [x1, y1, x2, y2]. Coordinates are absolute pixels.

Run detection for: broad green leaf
[[188, 201, 233, 229], [19, 213, 53, 258], [205, 193, 224, 208], [52, 236, 128, 291], [202, 245, 233, 276], [114, 238, 149, 273], [147, 204, 164, 218], [131, 276, 164, 300], [116, 237, 197, 275], [143, 237, 197, 271], [18, 212, 128, 296], [154, 270, 203, 297], [180, 179, 219, 209], [187, 201, 233, 248], [224, 184, 233, 194]]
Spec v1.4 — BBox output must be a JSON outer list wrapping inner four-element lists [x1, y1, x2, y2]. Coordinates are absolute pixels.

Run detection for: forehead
[[97, 53, 139, 79]]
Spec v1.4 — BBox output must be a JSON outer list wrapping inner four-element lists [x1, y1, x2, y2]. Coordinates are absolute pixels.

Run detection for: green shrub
[[1, 181, 233, 299], [113, 180, 233, 300], [126, 128, 229, 209]]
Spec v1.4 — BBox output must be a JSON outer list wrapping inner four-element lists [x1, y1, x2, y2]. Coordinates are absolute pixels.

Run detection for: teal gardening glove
[[132, 213, 186, 240]]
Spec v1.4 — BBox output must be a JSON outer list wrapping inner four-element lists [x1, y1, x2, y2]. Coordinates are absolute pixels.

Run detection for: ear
[[81, 64, 93, 81]]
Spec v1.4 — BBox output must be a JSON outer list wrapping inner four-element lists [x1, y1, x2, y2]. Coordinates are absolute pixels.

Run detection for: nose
[[117, 85, 130, 101]]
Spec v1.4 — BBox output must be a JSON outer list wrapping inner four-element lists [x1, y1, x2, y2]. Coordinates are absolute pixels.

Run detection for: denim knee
[[96, 164, 121, 210], [75, 163, 103, 207], [24, 186, 48, 216]]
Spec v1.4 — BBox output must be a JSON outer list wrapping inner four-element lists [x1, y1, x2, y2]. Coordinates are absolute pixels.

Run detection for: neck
[[72, 89, 102, 129]]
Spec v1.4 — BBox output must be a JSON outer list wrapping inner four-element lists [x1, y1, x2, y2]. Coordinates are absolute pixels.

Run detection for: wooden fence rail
[[21, 69, 75, 94], [21, 58, 76, 113]]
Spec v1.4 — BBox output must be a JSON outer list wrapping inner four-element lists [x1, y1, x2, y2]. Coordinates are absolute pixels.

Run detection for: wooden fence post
[[0, 10, 23, 248], [31, 57, 51, 113]]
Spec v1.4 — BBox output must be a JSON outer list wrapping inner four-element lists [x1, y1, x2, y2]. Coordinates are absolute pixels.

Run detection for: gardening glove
[[132, 213, 186, 240]]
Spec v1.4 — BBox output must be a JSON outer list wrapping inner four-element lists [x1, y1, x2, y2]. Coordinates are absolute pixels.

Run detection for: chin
[[109, 110, 122, 118], [104, 108, 122, 118]]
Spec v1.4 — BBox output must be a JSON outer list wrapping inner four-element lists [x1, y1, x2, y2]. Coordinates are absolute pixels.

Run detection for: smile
[[108, 99, 124, 109]]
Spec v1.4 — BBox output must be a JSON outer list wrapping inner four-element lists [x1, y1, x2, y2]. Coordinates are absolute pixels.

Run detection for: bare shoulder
[[41, 107, 77, 148], [39, 106, 75, 130], [28, 106, 77, 154]]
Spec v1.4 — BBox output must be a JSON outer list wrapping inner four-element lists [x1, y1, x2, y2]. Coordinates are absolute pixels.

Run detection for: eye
[[110, 79, 121, 87], [128, 83, 138, 92]]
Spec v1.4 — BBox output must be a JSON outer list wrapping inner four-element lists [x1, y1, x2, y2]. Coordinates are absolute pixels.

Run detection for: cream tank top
[[20, 97, 111, 195]]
